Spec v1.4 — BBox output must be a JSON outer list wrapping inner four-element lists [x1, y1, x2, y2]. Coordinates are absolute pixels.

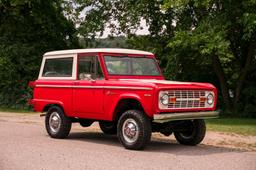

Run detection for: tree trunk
[[234, 41, 256, 106], [212, 54, 233, 111]]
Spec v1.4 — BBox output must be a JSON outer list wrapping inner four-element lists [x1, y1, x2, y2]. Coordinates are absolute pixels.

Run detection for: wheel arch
[[43, 103, 65, 114], [112, 96, 150, 122]]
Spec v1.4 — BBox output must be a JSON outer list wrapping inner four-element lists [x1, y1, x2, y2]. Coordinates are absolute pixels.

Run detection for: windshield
[[104, 55, 161, 76]]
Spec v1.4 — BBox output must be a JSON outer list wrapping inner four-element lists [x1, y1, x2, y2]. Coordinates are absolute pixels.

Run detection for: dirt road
[[0, 112, 255, 170]]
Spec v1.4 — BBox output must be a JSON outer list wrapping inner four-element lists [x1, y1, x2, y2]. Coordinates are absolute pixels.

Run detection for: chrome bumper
[[153, 111, 219, 123]]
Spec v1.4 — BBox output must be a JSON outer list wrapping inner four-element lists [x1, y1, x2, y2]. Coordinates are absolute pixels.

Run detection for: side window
[[42, 57, 73, 77], [78, 56, 104, 80]]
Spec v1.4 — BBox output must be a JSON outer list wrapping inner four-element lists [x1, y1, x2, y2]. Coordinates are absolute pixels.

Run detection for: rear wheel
[[117, 110, 151, 150], [45, 106, 72, 139], [99, 121, 117, 135], [174, 119, 206, 146]]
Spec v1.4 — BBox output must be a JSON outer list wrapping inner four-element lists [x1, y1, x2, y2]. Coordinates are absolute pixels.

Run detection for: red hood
[[115, 79, 216, 90]]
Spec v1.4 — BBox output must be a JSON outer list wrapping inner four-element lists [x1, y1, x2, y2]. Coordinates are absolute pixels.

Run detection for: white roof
[[44, 48, 153, 56]]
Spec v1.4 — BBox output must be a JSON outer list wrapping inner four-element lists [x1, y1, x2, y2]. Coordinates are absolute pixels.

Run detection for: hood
[[118, 79, 216, 90]]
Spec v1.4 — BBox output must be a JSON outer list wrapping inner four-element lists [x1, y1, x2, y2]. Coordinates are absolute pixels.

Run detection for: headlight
[[206, 93, 214, 105], [160, 93, 169, 105]]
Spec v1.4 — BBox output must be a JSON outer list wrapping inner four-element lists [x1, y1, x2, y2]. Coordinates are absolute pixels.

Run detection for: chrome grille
[[168, 90, 206, 109]]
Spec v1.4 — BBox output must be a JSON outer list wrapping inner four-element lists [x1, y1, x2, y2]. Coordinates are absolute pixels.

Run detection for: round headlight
[[207, 93, 214, 105], [160, 93, 169, 105]]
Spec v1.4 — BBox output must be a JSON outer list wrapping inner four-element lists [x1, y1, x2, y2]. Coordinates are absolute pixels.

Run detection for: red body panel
[[31, 52, 218, 121]]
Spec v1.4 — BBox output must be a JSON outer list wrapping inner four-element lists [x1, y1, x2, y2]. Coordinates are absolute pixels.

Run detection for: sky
[[100, 19, 150, 38]]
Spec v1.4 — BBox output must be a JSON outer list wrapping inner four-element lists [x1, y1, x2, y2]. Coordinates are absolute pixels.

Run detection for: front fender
[[118, 93, 142, 102], [108, 92, 154, 120]]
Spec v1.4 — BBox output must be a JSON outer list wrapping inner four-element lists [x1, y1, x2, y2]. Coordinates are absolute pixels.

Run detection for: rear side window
[[42, 57, 73, 77]]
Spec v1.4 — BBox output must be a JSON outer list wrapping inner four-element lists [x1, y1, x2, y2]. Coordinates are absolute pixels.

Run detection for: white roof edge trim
[[44, 48, 154, 56]]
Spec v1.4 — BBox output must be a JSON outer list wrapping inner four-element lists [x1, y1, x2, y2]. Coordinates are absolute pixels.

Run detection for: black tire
[[99, 121, 117, 135], [117, 110, 151, 150], [174, 119, 206, 146], [45, 106, 72, 139]]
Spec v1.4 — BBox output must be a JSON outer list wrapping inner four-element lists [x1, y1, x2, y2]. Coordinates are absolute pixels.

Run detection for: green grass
[[206, 118, 256, 136], [0, 107, 34, 113]]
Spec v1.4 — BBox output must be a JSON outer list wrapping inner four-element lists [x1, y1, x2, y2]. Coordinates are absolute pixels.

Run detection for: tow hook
[[40, 113, 46, 117]]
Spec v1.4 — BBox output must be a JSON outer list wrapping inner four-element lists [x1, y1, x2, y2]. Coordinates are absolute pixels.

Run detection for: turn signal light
[[169, 97, 176, 103], [200, 97, 207, 102]]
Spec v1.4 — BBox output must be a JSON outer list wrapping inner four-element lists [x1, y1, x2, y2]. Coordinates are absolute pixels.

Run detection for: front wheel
[[45, 106, 72, 139], [117, 110, 151, 150], [174, 119, 206, 146]]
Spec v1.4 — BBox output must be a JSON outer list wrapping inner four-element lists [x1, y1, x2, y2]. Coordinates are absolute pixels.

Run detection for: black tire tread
[[174, 119, 206, 146], [117, 110, 151, 150], [45, 106, 72, 139]]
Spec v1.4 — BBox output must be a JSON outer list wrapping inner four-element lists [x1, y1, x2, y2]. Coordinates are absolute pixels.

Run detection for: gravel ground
[[0, 112, 255, 170]]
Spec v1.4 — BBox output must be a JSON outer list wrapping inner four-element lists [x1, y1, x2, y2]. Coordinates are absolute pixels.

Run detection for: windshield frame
[[102, 53, 163, 79]]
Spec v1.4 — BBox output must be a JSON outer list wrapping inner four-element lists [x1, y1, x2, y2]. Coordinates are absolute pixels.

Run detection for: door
[[73, 55, 105, 118]]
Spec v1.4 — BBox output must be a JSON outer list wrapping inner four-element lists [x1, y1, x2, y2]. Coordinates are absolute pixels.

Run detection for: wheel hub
[[49, 112, 61, 133], [122, 118, 139, 143]]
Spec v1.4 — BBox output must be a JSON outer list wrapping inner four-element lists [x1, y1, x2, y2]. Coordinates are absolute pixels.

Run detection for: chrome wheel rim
[[49, 112, 61, 133], [122, 118, 139, 143]]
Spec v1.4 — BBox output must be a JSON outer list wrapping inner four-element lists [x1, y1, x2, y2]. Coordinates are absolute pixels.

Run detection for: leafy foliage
[[79, 36, 129, 48], [1, 0, 255, 117], [0, 0, 79, 108], [72, 0, 175, 72], [164, 0, 256, 116], [74, 0, 256, 117]]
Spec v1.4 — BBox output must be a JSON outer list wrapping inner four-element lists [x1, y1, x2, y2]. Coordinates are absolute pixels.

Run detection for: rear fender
[[32, 99, 65, 113]]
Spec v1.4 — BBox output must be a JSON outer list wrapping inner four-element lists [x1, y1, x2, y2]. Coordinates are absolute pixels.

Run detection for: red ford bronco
[[30, 48, 219, 150]]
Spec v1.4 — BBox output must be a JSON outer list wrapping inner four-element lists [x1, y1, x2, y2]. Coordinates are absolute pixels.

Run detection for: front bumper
[[153, 111, 219, 123]]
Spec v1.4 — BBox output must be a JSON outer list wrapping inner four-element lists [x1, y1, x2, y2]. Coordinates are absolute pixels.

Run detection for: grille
[[168, 90, 206, 109]]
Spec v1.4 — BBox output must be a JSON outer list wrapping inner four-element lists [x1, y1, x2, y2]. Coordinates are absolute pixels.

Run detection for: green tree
[[164, 0, 256, 114], [0, 0, 79, 108], [72, 0, 174, 69], [74, 0, 256, 116]]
